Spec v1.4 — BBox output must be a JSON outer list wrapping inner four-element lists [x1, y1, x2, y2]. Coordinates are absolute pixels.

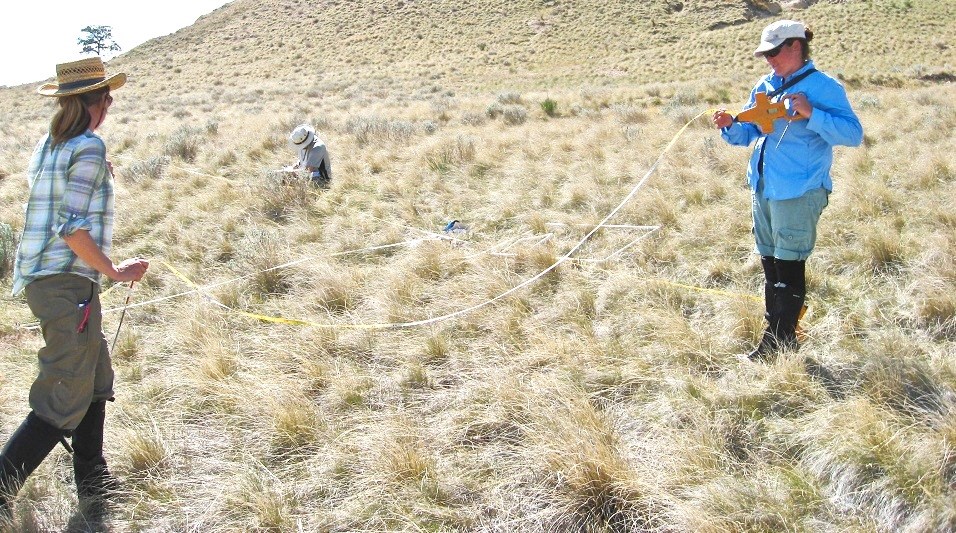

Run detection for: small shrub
[[541, 98, 559, 117], [502, 104, 528, 125], [486, 101, 504, 119], [496, 91, 522, 104], [164, 125, 203, 162], [126, 156, 170, 182], [461, 112, 487, 126], [858, 95, 881, 109], [431, 98, 452, 122]]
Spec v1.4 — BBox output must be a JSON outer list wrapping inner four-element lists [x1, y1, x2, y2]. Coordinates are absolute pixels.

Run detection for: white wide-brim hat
[[753, 20, 807, 57], [289, 124, 316, 149], [37, 57, 126, 97]]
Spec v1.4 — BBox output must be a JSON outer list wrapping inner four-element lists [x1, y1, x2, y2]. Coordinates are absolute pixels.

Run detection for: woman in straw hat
[[0, 57, 149, 518]]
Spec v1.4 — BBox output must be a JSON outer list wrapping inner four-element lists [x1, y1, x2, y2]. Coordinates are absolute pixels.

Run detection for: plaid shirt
[[12, 131, 114, 295]]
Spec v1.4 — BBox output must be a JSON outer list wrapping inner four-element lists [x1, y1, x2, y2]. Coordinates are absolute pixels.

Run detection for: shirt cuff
[[54, 212, 93, 237], [806, 108, 823, 132]]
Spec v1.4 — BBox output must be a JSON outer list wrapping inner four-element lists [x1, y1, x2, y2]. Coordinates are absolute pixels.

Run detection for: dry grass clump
[[519, 391, 662, 531], [235, 229, 295, 298], [0, 0, 954, 529]]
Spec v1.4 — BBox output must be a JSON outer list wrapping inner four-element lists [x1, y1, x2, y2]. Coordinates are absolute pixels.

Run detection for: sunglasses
[[763, 41, 790, 58], [104, 93, 113, 106]]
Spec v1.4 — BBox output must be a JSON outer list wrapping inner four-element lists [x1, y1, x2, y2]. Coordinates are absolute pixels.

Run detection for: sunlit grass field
[[1, 0, 955, 530]]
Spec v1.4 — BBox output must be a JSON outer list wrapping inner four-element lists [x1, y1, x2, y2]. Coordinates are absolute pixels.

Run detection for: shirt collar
[[775, 60, 815, 84]]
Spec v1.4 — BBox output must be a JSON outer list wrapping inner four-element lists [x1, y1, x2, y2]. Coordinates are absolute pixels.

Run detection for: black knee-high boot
[[0, 412, 65, 515], [772, 259, 806, 352], [759, 255, 778, 322], [72, 401, 118, 500], [748, 256, 780, 360]]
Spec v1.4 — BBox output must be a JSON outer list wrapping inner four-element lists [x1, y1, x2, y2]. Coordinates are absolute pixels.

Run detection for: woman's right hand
[[713, 109, 734, 129], [113, 257, 150, 282]]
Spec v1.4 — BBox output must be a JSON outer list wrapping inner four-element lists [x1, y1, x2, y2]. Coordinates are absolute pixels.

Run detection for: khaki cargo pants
[[24, 273, 114, 431]]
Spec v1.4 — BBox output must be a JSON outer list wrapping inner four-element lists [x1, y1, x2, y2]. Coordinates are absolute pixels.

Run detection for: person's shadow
[[66, 500, 112, 533], [803, 356, 848, 400]]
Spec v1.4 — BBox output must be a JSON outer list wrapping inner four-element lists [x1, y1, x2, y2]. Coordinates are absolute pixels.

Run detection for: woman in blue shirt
[[713, 20, 863, 361], [1, 57, 149, 518]]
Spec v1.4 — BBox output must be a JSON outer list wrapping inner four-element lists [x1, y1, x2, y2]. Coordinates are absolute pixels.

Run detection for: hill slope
[[112, 0, 955, 93], [0, 0, 954, 531], [2, 0, 952, 122]]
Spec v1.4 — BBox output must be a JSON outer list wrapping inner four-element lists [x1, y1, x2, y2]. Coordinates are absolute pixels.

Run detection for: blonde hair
[[50, 87, 109, 146]]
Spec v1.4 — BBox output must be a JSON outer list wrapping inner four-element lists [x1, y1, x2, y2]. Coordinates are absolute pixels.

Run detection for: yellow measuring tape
[[159, 260, 389, 329]]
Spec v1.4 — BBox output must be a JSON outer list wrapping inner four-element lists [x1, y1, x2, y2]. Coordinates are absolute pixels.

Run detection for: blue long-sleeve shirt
[[721, 61, 863, 200]]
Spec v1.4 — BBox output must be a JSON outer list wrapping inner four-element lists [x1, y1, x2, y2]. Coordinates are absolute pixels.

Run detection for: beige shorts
[[24, 274, 114, 430]]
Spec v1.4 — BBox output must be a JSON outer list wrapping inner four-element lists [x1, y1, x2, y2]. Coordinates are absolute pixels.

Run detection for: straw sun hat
[[37, 57, 126, 97]]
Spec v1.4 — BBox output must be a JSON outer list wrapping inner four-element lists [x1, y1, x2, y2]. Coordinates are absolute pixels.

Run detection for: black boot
[[746, 256, 779, 361], [773, 259, 806, 353], [0, 412, 65, 516], [758, 256, 778, 323], [773, 286, 805, 353], [72, 401, 118, 502], [747, 258, 807, 362], [747, 329, 779, 362]]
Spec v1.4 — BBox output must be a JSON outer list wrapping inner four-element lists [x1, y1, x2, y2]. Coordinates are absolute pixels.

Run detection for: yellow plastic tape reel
[[735, 92, 807, 134]]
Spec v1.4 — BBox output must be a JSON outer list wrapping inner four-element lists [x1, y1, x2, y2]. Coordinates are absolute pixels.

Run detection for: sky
[[1, 1, 232, 87]]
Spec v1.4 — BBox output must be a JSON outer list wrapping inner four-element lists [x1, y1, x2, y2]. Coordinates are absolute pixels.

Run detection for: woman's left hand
[[785, 93, 813, 119]]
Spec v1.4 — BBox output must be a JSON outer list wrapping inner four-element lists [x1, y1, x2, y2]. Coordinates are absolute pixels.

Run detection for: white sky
[[1, 1, 232, 87]]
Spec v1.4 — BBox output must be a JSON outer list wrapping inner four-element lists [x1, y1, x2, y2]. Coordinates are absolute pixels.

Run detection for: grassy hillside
[[109, 0, 952, 91], [1, 0, 955, 531]]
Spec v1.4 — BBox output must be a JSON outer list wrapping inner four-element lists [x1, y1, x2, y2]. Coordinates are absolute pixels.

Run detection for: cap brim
[[290, 131, 314, 149], [37, 72, 127, 97], [754, 41, 782, 57]]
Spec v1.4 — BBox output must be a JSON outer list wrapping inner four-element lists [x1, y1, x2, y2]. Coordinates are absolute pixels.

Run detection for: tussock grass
[[0, 0, 955, 530]]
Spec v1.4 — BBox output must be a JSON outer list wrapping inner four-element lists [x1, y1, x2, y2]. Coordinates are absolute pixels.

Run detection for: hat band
[[57, 76, 106, 91]]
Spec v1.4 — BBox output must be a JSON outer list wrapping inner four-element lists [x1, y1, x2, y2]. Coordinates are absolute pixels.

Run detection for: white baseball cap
[[754, 20, 807, 57]]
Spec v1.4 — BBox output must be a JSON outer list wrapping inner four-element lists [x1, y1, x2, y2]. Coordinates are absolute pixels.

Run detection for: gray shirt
[[298, 139, 331, 180]]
